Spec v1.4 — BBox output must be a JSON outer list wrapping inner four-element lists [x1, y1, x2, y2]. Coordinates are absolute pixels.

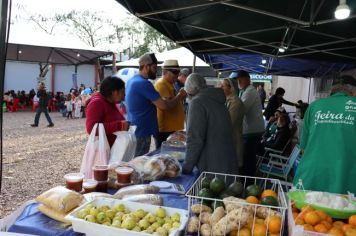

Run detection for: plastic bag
[[166, 130, 187, 147], [143, 157, 166, 181], [80, 123, 110, 179], [152, 154, 182, 178], [109, 126, 137, 165], [36, 186, 83, 213]]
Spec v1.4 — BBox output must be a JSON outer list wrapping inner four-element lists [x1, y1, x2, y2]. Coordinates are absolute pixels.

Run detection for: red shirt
[[86, 93, 125, 147]]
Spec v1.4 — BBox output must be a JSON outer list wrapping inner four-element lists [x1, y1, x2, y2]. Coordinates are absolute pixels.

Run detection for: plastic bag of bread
[[36, 186, 83, 213], [143, 157, 166, 181], [167, 131, 187, 143], [83, 192, 114, 203], [121, 194, 163, 206], [129, 156, 150, 173], [153, 154, 182, 178], [38, 204, 72, 224], [114, 184, 160, 199]]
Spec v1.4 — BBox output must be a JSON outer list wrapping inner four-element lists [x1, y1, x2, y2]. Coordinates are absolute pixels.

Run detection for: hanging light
[[77, 53, 81, 57], [18, 50, 22, 54], [261, 59, 267, 64], [335, 0, 351, 20], [278, 47, 286, 53]]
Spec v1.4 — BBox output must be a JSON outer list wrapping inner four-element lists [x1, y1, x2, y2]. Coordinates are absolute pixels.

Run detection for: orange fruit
[[246, 196, 259, 204], [304, 211, 321, 226], [326, 215, 333, 223], [246, 218, 254, 230], [343, 224, 356, 232], [301, 205, 314, 212], [328, 227, 344, 236], [314, 223, 329, 233], [240, 227, 252, 236], [345, 228, 356, 236], [229, 230, 238, 236], [349, 215, 356, 227], [297, 206, 314, 221], [261, 189, 278, 199], [333, 221, 346, 229], [315, 210, 328, 221], [253, 224, 267, 236], [292, 212, 299, 220], [266, 216, 282, 234], [256, 218, 265, 225], [295, 218, 305, 225], [321, 220, 333, 230], [304, 224, 315, 232]]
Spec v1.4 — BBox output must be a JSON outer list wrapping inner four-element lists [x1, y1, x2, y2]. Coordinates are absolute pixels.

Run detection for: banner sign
[[250, 74, 272, 81]]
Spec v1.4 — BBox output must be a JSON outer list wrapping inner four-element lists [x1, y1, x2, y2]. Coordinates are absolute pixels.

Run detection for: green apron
[[293, 93, 356, 194]]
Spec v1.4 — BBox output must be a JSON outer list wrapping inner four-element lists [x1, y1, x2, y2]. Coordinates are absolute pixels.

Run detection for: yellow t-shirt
[[154, 78, 185, 132]]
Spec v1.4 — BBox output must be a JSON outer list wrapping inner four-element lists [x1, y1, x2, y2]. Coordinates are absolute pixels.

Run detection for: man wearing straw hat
[[154, 59, 185, 148]]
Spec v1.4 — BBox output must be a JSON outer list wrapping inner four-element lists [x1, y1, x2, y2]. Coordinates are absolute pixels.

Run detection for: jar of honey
[[64, 173, 84, 192], [115, 167, 133, 184], [92, 165, 109, 181]]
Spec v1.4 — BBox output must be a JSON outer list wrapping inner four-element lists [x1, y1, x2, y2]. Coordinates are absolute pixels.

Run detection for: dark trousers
[[242, 135, 262, 177], [34, 107, 53, 125], [154, 132, 173, 149], [67, 111, 73, 119]]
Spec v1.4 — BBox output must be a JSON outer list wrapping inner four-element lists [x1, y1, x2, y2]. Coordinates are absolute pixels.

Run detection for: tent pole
[[51, 64, 55, 93], [192, 55, 196, 73], [0, 0, 10, 193]]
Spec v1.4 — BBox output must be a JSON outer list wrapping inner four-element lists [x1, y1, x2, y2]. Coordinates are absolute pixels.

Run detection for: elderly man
[[294, 75, 356, 194], [154, 60, 185, 148], [235, 70, 265, 176], [182, 73, 239, 174], [174, 68, 190, 92], [126, 53, 186, 156]]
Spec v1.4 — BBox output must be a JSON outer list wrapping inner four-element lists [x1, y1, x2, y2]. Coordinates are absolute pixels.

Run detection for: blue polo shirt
[[126, 74, 161, 138]]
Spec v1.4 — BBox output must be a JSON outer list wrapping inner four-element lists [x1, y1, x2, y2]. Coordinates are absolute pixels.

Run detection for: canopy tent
[[117, 47, 209, 67], [6, 43, 113, 65], [115, 0, 356, 77]]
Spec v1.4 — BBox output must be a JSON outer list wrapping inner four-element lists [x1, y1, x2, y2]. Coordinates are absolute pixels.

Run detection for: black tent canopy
[[116, 0, 356, 77], [6, 43, 113, 65]]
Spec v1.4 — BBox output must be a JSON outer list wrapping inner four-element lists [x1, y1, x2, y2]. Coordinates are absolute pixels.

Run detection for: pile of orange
[[246, 189, 278, 204], [229, 215, 282, 236], [292, 204, 356, 236]]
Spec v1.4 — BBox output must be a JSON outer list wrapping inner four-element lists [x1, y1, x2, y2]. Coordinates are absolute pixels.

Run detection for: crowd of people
[[84, 52, 311, 179]]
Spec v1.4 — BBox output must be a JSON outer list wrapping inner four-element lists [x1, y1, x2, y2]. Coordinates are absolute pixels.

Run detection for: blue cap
[[82, 88, 92, 95], [229, 72, 238, 79]]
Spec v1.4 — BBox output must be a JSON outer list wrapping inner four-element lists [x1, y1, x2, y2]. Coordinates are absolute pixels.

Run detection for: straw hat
[[162, 59, 180, 70]]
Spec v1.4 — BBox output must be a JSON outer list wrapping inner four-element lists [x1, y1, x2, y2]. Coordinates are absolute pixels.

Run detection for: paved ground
[[0, 111, 87, 218]]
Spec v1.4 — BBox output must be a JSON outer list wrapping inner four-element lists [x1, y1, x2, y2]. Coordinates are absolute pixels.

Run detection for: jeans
[[154, 132, 173, 149], [135, 136, 151, 157], [34, 107, 53, 125]]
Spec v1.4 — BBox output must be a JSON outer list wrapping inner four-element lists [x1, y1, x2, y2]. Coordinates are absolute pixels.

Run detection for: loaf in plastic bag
[[166, 131, 187, 147], [38, 204, 72, 224], [83, 192, 114, 203], [114, 184, 160, 199], [121, 194, 163, 206], [143, 157, 166, 181], [36, 186, 83, 213], [129, 156, 150, 173], [153, 154, 182, 178]]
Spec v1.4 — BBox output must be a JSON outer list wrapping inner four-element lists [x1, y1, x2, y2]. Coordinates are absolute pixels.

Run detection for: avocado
[[201, 177, 211, 189], [218, 190, 233, 199], [228, 181, 244, 197], [260, 196, 279, 207], [209, 177, 225, 194], [211, 200, 224, 210], [246, 184, 262, 198], [198, 188, 214, 198]]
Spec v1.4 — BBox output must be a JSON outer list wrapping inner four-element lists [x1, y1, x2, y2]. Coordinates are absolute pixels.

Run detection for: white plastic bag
[[109, 126, 137, 165], [80, 123, 110, 179]]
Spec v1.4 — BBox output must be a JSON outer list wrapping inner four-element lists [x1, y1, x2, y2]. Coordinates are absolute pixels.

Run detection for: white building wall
[[4, 61, 95, 93]]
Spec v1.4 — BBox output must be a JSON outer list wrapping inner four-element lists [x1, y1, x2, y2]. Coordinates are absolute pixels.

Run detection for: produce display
[[186, 173, 287, 236], [291, 202, 356, 236], [288, 191, 356, 219], [66, 198, 188, 236]]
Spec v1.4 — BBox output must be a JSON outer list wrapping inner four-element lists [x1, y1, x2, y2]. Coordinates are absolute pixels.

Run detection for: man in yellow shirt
[[154, 60, 185, 148]]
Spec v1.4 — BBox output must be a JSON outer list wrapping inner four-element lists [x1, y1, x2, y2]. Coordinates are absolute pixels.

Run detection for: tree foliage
[[12, 6, 178, 57]]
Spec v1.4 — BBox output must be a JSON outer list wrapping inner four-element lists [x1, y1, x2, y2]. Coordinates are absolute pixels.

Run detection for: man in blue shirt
[[126, 53, 187, 156]]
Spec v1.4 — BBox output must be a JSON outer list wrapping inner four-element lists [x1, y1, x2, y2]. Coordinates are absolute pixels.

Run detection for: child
[[64, 94, 73, 119], [74, 96, 82, 118]]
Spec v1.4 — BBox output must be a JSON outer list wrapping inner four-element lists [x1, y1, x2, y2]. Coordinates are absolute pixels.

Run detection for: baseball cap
[[138, 53, 161, 66], [333, 75, 356, 87], [229, 72, 238, 79]]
